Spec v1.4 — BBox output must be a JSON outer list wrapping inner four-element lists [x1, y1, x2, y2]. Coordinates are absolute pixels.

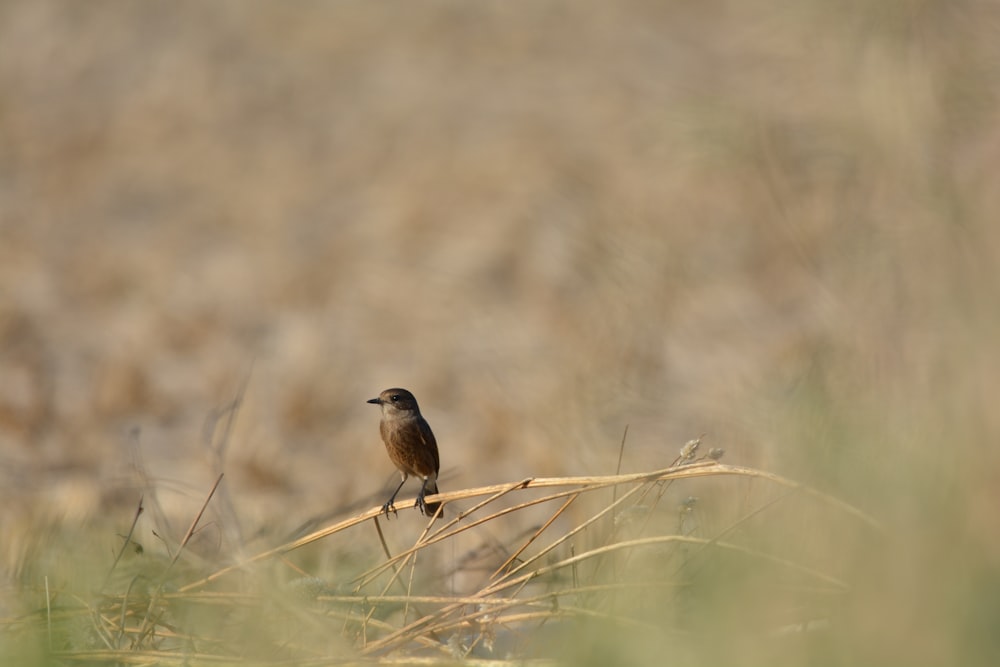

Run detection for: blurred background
[[1, 1, 998, 664]]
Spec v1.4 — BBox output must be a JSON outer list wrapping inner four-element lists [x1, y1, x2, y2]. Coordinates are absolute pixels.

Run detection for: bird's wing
[[417, 416, 440, 475]]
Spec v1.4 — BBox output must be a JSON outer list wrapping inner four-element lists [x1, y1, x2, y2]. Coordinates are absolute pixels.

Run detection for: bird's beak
[[366, 397, 382, 405]]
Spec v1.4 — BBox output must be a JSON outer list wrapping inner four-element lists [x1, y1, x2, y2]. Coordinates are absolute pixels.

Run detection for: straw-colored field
[[2, 2, 998, 665]]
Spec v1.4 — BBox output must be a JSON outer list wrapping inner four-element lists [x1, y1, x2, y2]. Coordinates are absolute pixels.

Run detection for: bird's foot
[[414, 494, 442, 518], [381, 500, 398, 518]]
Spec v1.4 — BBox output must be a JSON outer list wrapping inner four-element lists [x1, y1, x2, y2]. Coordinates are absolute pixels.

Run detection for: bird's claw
[[381, 501, 398, 518]]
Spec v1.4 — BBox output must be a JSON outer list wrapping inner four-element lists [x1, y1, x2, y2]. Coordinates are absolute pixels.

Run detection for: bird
[[366, 388, 442, 518]]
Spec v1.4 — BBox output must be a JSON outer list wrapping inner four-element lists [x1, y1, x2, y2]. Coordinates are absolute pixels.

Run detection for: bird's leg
[[383, 477, 407, 518], [415, 477, 430, 515]]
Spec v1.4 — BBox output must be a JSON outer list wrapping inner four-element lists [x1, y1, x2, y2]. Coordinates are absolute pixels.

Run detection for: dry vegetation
[[1, 1, 999, 665], [6, 455, 882, 665]]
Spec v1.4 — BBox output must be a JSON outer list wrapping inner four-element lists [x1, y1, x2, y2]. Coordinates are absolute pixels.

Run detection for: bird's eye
[[390, 394, 401, 402]]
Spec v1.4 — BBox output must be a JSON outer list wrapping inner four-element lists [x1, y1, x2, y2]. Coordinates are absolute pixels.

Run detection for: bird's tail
[[422, 481, 443, 518]]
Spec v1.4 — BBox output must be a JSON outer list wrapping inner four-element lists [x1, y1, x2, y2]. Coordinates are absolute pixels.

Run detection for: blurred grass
[[2, 462, 880, 665], [1, 0, 999, 664]]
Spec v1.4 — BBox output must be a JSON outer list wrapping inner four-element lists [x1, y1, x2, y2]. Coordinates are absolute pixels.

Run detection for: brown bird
[[367, 388, 442, 518]]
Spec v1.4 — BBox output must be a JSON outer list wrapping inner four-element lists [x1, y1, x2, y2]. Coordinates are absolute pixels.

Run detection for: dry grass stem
[[17, 461, 876, 663]]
